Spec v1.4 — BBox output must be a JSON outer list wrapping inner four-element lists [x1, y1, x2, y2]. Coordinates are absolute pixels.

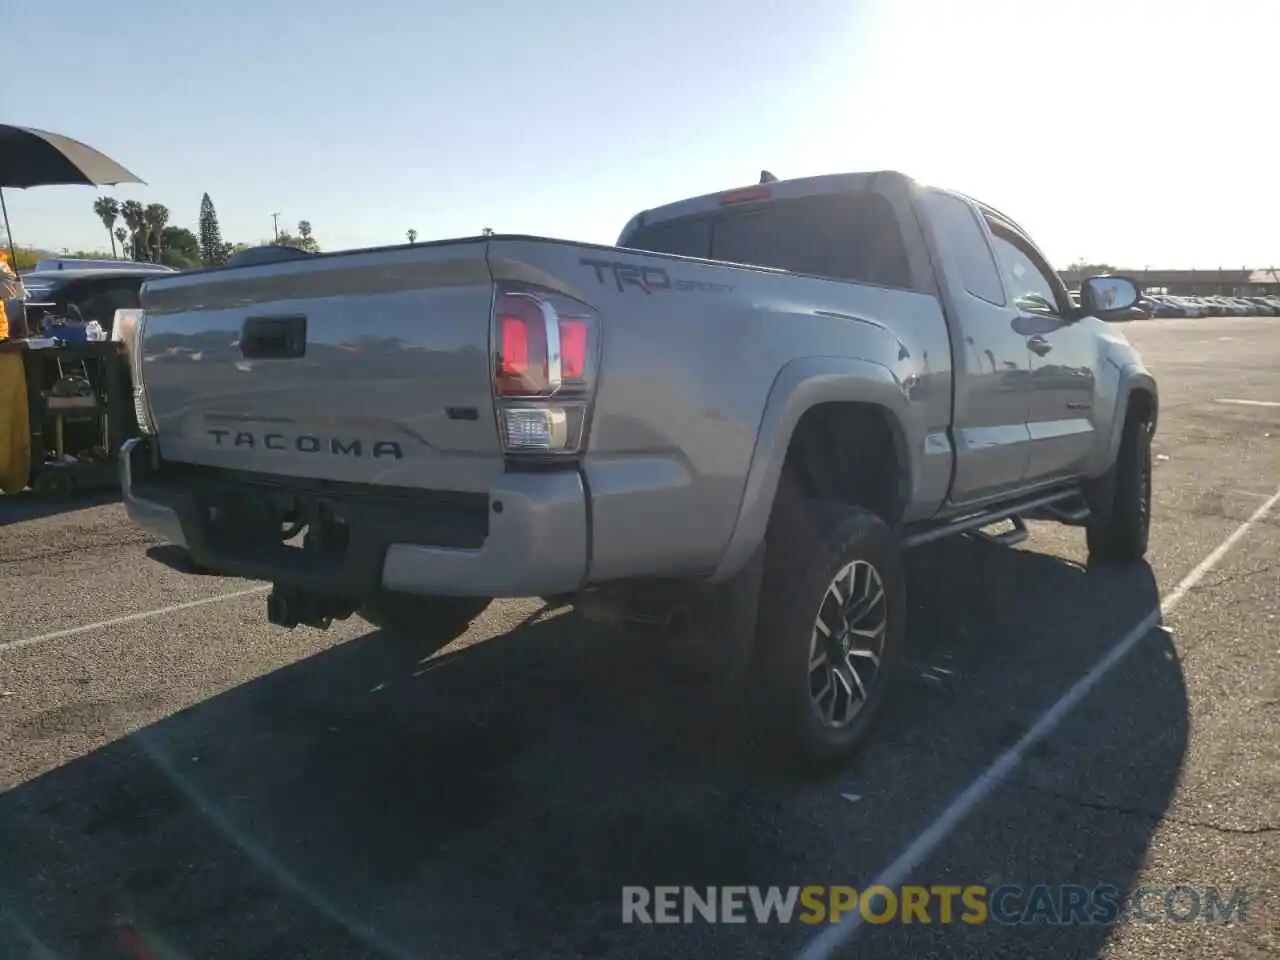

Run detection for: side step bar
[[900, 488, 1082, 551], [1029, 500, 1091, 526], [973, 516, 1028, 548]]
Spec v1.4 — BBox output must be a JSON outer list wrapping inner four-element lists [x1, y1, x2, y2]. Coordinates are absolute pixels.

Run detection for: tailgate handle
[[240, 315, 307, 360]]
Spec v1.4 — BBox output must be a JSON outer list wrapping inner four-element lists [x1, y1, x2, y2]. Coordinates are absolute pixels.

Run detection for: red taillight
[[500, 316, 528, 374], [495, 294, 594, 396], [558, 318, 588, 379], [492, 287, 598, 455], [496, 301, 549, 396]]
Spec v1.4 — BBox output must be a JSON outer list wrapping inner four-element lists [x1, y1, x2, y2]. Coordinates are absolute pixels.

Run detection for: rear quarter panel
[[487, 239, 954, 582]]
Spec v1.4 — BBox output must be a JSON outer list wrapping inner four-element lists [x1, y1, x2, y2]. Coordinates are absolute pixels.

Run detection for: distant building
[[1058, 267, 1280, 297]]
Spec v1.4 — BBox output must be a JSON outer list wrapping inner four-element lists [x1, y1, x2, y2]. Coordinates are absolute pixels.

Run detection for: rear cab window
[[621, 191, 915, 291]]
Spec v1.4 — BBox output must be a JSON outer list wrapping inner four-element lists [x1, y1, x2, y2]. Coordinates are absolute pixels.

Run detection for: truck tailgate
[[138, 242, 502, 493]]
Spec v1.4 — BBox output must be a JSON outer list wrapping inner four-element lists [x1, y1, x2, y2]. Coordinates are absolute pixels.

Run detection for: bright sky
[[4, 0, 1275, 269]]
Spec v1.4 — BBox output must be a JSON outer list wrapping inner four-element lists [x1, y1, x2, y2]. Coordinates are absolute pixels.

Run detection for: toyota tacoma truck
[[116, 170, 1157, 765]]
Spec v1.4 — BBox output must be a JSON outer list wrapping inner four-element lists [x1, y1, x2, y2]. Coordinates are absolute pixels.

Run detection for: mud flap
[[682, 540, 767, 685]]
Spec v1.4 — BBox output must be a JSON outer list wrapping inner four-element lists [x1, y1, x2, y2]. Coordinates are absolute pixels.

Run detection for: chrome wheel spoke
[[837, 659, 867, 700], [846, 587, 884, 629], [807, 558, 888, 731], [831, 664, 855, 724], [847, 647, 881, 669], [813, 670, 836, 723]]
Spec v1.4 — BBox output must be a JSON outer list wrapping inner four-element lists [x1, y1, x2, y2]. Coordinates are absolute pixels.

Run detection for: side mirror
[[1080, 275, 1141, 316]]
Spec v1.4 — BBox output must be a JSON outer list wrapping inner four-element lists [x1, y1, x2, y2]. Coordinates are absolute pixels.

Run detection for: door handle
[[1027, 335, 1053, 357], [240, 315, 307, 359]]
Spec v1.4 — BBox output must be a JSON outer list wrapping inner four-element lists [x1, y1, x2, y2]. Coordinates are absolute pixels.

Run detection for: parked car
[[118, 170, 1158, 765], [18, 267, 164, 337], [1141, 295, 1177, 317], [1175, 297, 1205, 318]]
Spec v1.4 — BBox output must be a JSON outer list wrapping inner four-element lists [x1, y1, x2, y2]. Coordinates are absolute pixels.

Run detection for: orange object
[[1, 253, 23, 340], [0, 350, 32, 492]]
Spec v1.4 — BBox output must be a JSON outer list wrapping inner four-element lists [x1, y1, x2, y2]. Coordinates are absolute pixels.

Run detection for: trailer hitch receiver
[[267, 586, 356, 630]]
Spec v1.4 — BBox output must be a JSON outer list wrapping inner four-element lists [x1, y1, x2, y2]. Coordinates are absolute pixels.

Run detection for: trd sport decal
[[580, 258, 733, 295]]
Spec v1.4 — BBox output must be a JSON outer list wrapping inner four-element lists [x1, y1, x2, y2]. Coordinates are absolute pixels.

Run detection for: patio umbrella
[[0, 124, 146, 266]]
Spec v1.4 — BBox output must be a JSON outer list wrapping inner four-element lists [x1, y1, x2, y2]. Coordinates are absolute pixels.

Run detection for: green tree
[[143, 203, 170, 262], [296, 220, 319, 253], [7, 246, 46, 271], [406, 228, 418, 244], [198, 193, 227, 267], [114, 226, 128, 257], [92, 196, 121, 257], [120, 200, 146, 261], [275, 220, 320, 253], [159, 226, 201, 269]]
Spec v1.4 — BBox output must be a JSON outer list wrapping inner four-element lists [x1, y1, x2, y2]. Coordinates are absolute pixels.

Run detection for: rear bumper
[[120, 437, 588, 599]]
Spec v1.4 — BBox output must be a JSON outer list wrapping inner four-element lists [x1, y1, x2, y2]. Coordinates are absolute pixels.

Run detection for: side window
[[923, 191, 1005, 306], [989, 234, 1061, 316]]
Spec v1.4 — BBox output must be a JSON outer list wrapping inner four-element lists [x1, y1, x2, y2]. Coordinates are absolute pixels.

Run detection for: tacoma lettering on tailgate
[[208, 430, 404, 459]]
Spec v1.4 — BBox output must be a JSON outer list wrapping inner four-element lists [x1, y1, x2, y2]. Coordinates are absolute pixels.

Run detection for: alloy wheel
[[807, 559, 888, 729]]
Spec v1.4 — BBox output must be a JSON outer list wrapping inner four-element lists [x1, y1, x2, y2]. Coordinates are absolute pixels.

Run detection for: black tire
[[1086, 413, 1152, 563], [359, 592, 491, 655], [748, 495, 906, 769]]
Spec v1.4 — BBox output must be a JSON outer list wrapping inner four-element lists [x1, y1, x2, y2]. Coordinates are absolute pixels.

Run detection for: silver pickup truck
[[117, 170, 1157, 766]]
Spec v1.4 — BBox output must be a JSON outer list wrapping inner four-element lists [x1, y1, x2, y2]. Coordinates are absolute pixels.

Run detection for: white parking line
[[798, 483, 1280, 960], [1214, 398, 1280, 408], [0, 585, 270, 656]]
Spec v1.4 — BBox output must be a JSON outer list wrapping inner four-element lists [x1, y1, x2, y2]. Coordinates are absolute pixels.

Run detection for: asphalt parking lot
[[1, 316, 1277, 960]]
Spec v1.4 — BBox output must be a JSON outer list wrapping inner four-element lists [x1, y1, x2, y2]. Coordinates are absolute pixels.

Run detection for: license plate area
[[202, 488, 351, 565]]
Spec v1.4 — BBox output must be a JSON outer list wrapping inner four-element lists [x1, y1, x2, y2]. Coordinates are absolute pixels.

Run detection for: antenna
[[759, 170, 779, 184]]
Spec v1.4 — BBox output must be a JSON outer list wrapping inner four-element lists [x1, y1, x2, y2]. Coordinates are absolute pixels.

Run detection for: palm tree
[[114, 226, 128, 256], [406, 229, 418, 244], [143, 203, 170, 263], [120, 201, 146, 262], [294, 220, 319, 253], [93, 197, 121, 257]]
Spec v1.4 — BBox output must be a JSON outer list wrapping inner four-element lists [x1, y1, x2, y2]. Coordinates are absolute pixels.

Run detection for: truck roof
[[619, 171, 914, 242], [619, 170, 1035, 247]]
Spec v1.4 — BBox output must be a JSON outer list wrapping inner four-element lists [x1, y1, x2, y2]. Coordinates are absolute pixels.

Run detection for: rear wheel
[[1086, 412, 1152, 563], [360, 592, 490, 655], [749, 496, 906, 769]]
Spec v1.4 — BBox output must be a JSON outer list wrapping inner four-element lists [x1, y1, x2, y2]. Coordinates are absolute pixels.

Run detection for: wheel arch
[[1103, 367, 1159, 469], [711, 356, 914, 582]]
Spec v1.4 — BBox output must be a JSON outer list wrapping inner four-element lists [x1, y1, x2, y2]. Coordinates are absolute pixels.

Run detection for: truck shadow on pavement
[[0, 488, 121, 527], [0, 536, 1178, 960]]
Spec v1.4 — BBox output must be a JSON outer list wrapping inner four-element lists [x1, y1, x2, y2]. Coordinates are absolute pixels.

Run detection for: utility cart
[[0, 338, 135, 499]]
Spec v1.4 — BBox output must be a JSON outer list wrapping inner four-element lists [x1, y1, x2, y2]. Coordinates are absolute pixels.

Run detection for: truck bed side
[[486, 235, 955, 583]]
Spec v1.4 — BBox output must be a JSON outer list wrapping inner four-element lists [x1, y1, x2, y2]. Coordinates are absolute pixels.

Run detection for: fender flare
[[1101, 365, 1159, 471], [710, 356, 911, 582]]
